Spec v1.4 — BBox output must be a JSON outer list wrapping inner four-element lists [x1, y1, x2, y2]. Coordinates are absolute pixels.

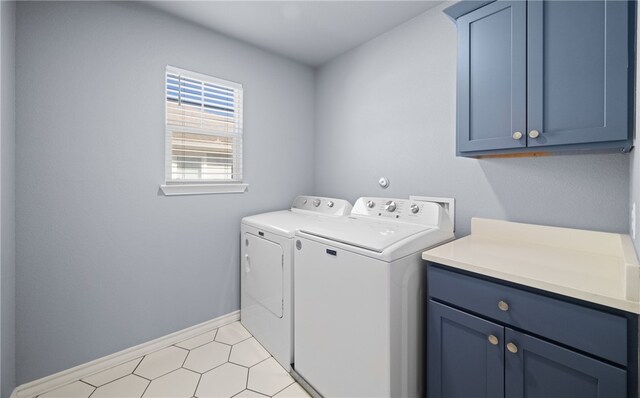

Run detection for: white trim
[[164, 66, 244, 185], [160, 183, 248, 196], [11, 311, 240, 398], [166, 65, 243, 90]]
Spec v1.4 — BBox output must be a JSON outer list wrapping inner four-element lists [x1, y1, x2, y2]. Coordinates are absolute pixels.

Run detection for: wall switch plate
[[632, 202, 636, 240]]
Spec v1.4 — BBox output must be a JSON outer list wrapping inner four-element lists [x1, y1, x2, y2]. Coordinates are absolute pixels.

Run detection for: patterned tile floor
[[35, 321, 310, 398]]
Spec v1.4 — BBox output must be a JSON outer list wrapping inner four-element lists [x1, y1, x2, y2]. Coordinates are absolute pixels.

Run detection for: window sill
[[160, 183, 249, 196]]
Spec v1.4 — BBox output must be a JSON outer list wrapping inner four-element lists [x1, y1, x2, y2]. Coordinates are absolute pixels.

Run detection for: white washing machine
[[294, 197, 455, 398], [241, 195, 353, 371]]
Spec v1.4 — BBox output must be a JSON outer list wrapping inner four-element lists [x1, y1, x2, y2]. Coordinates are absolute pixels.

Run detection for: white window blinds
[[165, 66, 243, 183]]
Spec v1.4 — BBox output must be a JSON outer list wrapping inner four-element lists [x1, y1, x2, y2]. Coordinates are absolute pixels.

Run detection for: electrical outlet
[[632, 202, 636, 240]]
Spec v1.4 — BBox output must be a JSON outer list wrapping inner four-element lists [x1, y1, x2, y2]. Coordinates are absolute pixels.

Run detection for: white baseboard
[[11, 310, 240, 398]]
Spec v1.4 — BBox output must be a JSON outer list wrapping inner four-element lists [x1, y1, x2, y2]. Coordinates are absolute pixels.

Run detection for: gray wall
[[315, 2, 631, 237], [12, 0, 637, 388], [1, 1, 16, 396], [16, 1, 315, 384]]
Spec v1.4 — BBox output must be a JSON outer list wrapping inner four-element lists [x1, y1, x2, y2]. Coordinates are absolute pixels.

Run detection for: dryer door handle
[[245, 254, 251, 273]]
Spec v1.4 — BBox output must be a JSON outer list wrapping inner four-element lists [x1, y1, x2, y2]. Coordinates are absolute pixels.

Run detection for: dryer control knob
[[410, 204, 420, 214], [313, 199, 321, 207], [384, 201, 397, 212], [327, 201, 334, 208], [367, 200, 375, 209]]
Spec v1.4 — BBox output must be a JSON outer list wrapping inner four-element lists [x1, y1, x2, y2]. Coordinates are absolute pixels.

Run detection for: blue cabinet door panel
[[428, 300, 504, 398], [457, 1, 527, 152], [527, 0, 629, 147], [504, 328, 627, 398]]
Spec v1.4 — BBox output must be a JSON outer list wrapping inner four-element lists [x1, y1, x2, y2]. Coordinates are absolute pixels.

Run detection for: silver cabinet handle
[[507, 342, 518, 354], [488, 335, 499, 345], [498, 300, 509, 312], [528, 130, 540, 138], [512, 131, 523, 140]]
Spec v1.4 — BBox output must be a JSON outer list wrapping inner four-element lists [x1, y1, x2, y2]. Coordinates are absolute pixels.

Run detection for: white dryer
[[293, 197, 455, 398], [241, 196, 352, 371]]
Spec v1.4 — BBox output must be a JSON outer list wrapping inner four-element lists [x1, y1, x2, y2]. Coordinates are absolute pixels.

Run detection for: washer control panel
[[384, 201, 397, 212], [352, 197, 444, 226], [291, 196, 353, 216]]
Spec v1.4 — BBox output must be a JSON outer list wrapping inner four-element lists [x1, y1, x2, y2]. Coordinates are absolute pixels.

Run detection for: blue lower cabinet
[[504, 328, 626, 398], [426, 264, 634, 398], [428, 300, 504, 398]]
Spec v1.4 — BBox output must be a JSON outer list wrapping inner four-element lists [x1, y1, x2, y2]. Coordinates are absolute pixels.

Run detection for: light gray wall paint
[[1, 1, 16, 396], [16, 1, 315, 384], [315, 3, 630, 237], [12, 0, 636, 387]]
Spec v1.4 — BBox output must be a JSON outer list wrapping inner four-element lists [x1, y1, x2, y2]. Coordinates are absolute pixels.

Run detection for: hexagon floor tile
[[234, 390, 269, 397], [273, 383, 311, 398], [247, 358, 295, 396], [175, 330, 217, 350], [142, 368, 200, 398], [229, 337, 270, 367], [82, 357, 142, 387], [195, 363, 248, 397], [134, 345, 189, 379], [90, 374, 149, 398], [183, 341, 231, 373], [32, 320, 310, 398], [214, 321, 252, 345]]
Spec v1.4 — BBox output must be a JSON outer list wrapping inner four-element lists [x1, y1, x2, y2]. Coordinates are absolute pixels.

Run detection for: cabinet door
[[427, 301, 504, 398], [456, 1, 526, 153], [527, 0, 629, 147], [504, 328, 626, 398]]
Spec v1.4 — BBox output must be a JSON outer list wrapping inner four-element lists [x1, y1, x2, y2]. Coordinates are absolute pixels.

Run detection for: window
[[161, 66, 246, 195]]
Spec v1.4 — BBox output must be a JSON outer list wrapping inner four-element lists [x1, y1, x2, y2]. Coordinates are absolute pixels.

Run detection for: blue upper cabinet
[[447, 0, 634, 157], [457, 1, 527, 153], [527, 1, 629, 148]]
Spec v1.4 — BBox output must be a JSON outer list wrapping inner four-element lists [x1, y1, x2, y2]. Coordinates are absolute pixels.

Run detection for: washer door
[[244, 233, 284, 318]]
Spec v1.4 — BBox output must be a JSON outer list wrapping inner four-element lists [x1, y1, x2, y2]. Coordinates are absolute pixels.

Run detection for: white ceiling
[[146, 1, 443, 67]]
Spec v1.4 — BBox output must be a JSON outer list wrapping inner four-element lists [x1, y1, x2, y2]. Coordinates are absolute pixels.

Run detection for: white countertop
[[422, 218, 640, 314]]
